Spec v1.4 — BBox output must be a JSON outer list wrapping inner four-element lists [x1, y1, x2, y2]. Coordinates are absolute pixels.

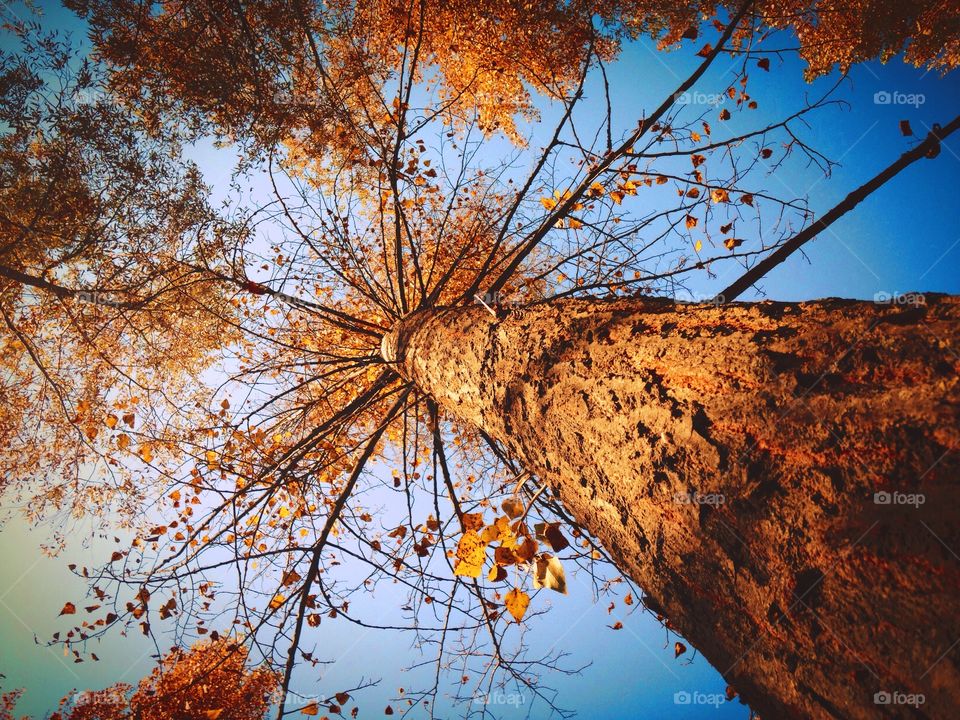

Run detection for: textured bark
[[383, 295, 960, 720]]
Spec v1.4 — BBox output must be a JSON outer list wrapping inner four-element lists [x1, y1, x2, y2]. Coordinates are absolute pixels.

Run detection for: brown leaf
[[59, 602, 76, 616], [675, 641, 687, 657]]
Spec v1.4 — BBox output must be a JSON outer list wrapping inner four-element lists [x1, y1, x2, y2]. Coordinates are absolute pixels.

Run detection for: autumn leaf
[[567, 217, 583, 230], [696, 43, 713, 58], [587, 182, 605, 197], [462, 513, 484, 532], [724, 238, 744, 250], [685, 214, 698, 230], [205, 710, 224, 720], [59, 602, 76, 616], [453, 530, 487, 578], [300, 703, 319, 716], [741, 193, 755, 206], [610, 621, 623, 630], [719, 108, 731, 121], [675, 641, 687, 658], [694, 239, 703, 253], [534, 522, 569, 552], [540, 197, 557, 211], [761, 148, 773, 159], [505, 588, 530, 622], [487, 565, 507, 582], [269, 593, 286, 610], [533, 554, 567, 594], [501, 497, 524, 518], [711, 188, 730, 204], [758, 57, 770, 71]]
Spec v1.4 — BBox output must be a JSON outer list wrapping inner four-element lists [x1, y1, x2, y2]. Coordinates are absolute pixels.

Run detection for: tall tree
[[382, 295, 960, 719], [2, 1, 959, 718]]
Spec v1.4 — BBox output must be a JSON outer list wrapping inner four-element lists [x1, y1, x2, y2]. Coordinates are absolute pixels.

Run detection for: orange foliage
[[51, 640, 277, 720]]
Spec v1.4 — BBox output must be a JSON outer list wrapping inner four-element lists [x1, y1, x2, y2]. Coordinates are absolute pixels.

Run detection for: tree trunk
[[382, 295, 960, 720]]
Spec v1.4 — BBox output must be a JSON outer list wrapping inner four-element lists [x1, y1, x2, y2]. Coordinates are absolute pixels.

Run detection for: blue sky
[[0, 1, 958, 718]]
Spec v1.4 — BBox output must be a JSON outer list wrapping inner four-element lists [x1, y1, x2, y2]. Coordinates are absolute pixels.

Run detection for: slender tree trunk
[[383, 295, 960, 720]]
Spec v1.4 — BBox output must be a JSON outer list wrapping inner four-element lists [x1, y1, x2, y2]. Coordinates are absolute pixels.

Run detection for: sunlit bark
[[385, 295, 960, 719]]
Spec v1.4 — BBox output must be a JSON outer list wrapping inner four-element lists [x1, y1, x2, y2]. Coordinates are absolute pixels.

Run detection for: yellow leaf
[[540, 197, 557, 211], [694, 239, 703, 252], [711, 188, 730, 204], [505, 588, 530, 622], [567, 217, 583, 230], [139, 444, 153, 463], [269, 593, 286, 610], [453, 530, 487, 578], [205, 450, 218, 464], [609, 190, 624, 205], [533, 554, 567, 594], [105, 414, 118, 429]]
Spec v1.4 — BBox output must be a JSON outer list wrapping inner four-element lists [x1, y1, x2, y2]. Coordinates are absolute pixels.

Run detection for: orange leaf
[[504, 588, 530, 622]]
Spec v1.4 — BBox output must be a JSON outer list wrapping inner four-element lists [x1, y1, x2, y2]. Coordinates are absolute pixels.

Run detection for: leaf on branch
[[685, 214, 698, 229], [696, 43, 713, 57], [59, 602, 76, 616], [533, 554, 567, 594], [501, 497, 524, 518], [488, 565, 507, 582], [535, 523, 570, 552], [675, 641, 687, 658], [505, 588, 530, 622], [724, 238, 744, 250], [462, 513, 484, 532], [711, 188, 730, 204], [453, 530, 487, 578], [719, 108, 731, 121], [758, 57, 770, 71]]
